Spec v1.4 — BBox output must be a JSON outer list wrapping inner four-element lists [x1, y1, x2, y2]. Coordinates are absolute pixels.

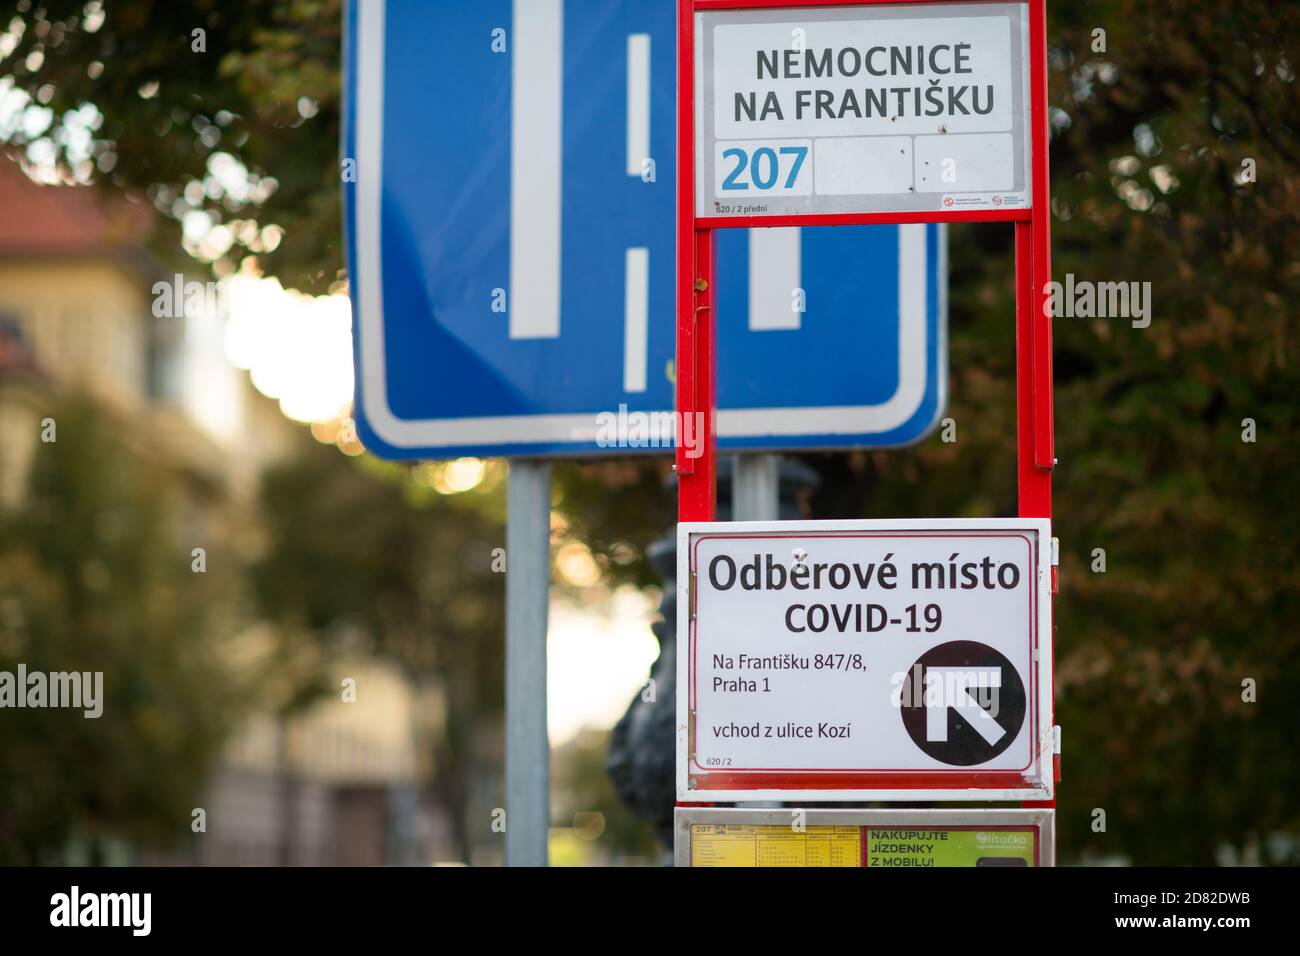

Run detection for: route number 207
[[722, 145, 800, 191], [719, 143, 809, 193]]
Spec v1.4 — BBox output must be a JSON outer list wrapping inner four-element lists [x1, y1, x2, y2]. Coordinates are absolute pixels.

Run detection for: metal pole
[[732, 452, 781, 812], [506, 459, 551, 866], [732, 453, 779, 521]]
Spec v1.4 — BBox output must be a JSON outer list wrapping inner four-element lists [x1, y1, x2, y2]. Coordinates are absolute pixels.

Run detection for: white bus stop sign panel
[[695, 2, 1032, 219], [677, 518, 1054, 802]]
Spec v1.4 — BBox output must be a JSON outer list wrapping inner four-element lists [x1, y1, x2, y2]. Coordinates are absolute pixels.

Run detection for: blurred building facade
[[0, 158, 451, 865]]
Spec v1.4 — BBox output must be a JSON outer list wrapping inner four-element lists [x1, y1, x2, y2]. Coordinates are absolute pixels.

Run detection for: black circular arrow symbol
[[899, 640, 1026, 766]]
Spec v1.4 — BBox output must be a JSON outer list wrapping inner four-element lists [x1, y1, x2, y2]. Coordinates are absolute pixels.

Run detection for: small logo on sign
[[977, 831, 1028, 847]]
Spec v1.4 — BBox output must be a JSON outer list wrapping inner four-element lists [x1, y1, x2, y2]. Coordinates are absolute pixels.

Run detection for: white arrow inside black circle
[[925, 667, 1006, 746]]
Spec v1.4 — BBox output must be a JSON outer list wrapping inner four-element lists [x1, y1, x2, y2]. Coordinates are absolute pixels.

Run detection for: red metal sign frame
[[675, 0, 1056, 800]]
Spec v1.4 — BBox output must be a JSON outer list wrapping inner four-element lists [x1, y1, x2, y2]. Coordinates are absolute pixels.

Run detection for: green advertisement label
[[865, 828, 1036, 867]]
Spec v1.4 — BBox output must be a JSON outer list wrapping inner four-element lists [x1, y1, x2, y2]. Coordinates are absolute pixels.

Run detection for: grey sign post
[[733, 454, 780, 521], [505, 460, 552, 866]]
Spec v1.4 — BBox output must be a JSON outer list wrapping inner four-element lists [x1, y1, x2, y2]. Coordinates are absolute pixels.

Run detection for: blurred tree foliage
[[254, 441, 507, 863], [1039, 0, 1297, 865], [807, 0, 1300, 864], [552, 459, 675, 593], [551, 728, 664, 865], [0, 396, 246, 864], [4, 0, 1297, 864], [0, 0, 344, 290]]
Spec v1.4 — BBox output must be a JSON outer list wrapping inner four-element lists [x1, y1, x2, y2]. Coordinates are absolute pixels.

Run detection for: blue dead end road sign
[[343, 0, 946, 460]]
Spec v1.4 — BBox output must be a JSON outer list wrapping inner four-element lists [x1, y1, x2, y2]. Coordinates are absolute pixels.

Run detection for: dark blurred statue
[[605, 528, 680, 849]]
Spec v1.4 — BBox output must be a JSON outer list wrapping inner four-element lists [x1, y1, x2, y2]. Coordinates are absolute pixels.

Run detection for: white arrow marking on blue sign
[[626, 33, 650, 177], [624, 247, 649, 393], [749, 228, 802, 331], [510, 0, 563, 340], [623, 32, 652, 393]]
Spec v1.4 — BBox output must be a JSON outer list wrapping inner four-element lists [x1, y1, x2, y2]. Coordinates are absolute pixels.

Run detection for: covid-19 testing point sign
[[677, 518, 1055, 802]]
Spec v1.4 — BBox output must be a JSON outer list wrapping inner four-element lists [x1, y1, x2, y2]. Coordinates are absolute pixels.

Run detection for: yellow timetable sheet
[[687, 823, 1042, 867], [689, 824, 861, 867]]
